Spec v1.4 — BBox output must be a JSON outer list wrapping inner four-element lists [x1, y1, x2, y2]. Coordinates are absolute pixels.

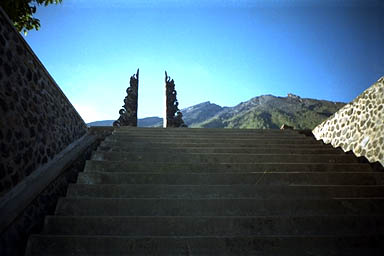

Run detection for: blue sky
[[23, 0, 384, 122]]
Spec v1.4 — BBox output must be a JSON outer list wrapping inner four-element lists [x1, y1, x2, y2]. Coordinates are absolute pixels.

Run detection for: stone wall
[[0, 8, 87, 197], [0, 143, 94, 256], [313, 77, 384, 166], [0, 127, 113, 256]]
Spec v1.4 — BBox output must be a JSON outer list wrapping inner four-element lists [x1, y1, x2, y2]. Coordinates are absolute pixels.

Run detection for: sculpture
[[113, 69, 139, 127], [164, 71, 187, 128], [280, 124, 294, 130]]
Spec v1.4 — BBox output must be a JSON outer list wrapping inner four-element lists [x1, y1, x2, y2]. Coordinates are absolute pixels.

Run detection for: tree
[[0, 0, 62, 35]]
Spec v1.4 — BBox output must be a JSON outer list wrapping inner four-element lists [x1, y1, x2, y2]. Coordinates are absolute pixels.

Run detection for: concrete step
[[109, 134, 308, 140], [104, 137, 320, 145], [102, 140, 329, 149], [91, 151, 358, 163], [84, 160, 372, 173], [98, 144, 343, 154], [112, 129, 311, 137], [25, 127, 384, 256], [55, 198, 384, 216], [77, 171, 384, 185], [25, 234, 384, 256], [67, 184, 384, 199], [114, 127, 299, 133], [42, 215, 384, 236]]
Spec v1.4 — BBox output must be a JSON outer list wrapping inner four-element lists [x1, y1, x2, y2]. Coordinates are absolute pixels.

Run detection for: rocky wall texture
[[0, 9, 87, 196], [0, 142, 96, 256], [313, 77, 384, 166]]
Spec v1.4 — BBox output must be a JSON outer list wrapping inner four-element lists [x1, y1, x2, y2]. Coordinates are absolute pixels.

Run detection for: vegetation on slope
[[195, 94, 345, 130], [88, 94, 345, 130]]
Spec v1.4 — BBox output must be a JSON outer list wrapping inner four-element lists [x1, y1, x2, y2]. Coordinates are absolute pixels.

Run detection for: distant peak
[[187, 101, 212, 108], [287, 93, 301, 99]]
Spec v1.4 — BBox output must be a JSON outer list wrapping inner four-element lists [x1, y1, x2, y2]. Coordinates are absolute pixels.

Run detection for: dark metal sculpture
[[164, 71, 187, 128], [113, 69, 139, 127]]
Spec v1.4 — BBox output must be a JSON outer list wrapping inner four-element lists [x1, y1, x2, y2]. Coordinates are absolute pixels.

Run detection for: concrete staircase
[[26, 128, 384, 255]]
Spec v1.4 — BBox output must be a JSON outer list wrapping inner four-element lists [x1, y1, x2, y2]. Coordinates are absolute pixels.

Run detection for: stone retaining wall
[[0, 8, 87, 196], [0, 127, 113, 256], [0, 143, 94, 256], [313, 77, 384, 166]]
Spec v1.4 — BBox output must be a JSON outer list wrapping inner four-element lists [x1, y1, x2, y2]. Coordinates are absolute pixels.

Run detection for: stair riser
[[101, 142, 326, 149], [105, 138, 319, 145], [55, 198, 384, 216], [91, 152, 357, 163], [26, 235, 384, 256], [67, 184, 384, 199], [109, 135, 308, 140], [112, 130, 306, 135], [79, 170, 384, 185], [77, 172, 384, 185], [43, 216, 384, 236], [84, 160, 372, 173], [25, 127, 384, 256], [114, 128, 299, 133], [98, 145, 342, 154], [102, 141, 329, 149]]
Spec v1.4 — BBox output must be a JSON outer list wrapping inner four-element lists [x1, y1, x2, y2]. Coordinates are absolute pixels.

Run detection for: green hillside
[[193, 94, 345, 130], [88, 94, 345, 130]]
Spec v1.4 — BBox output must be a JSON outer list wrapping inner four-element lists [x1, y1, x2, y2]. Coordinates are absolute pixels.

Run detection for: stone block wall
[[0, 145, 94, 256], [0, 8, 87, 197], [313, 77, 384, 166]]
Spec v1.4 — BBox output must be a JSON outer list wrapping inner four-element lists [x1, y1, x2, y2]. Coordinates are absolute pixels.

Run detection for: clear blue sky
[[23, 0, 384, 122]]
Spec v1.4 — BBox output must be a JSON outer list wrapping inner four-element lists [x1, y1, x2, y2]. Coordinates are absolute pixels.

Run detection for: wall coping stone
[[0, 133, 97, 233]]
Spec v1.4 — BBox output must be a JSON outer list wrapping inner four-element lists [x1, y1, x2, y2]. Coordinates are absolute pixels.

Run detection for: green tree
[[0, 0, 62, 34]]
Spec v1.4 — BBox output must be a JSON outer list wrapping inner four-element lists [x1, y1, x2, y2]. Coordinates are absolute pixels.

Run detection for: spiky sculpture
[[164, 71, 187, 128], [113, 69, 139, 127]]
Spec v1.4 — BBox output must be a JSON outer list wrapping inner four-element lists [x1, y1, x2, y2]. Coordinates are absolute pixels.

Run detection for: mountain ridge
[[87, 94, 346, 129]]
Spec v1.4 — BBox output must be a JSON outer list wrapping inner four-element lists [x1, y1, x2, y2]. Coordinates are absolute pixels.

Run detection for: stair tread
[[91, 151, 359, 163], [102, 141, 330, 148], [84, 160, 372, 173], [67, 183, 384, 199], [54, 197, 384, 216], [77, 171, 384, 186], [25, 128, 382, 256], [26, 234, 384, 256], [42, 215, 384, 236]]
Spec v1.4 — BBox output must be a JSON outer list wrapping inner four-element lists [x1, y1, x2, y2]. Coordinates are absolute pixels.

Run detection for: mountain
[[196, 94, 345, 130], [87, 101, 223, 128], [87, 120, 114, 126], [87, 94, 345, 130], [180, 101, 223, 127], [87, 118, 162, 127], [138, 117, 162, 127]]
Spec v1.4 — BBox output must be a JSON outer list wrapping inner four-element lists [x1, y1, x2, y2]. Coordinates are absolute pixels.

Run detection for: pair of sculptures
[[113, 69, 187, 128]]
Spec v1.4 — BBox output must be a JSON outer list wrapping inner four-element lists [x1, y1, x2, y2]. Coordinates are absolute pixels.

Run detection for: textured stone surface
[[164, 71, 187, 128], [0, 9, 87, 196], [313, 77, 384, 166], [0, 143, 95, 256], [25, 128, 384, 255], [0, 126, 112, 256], [113, 69, 139, 127]]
